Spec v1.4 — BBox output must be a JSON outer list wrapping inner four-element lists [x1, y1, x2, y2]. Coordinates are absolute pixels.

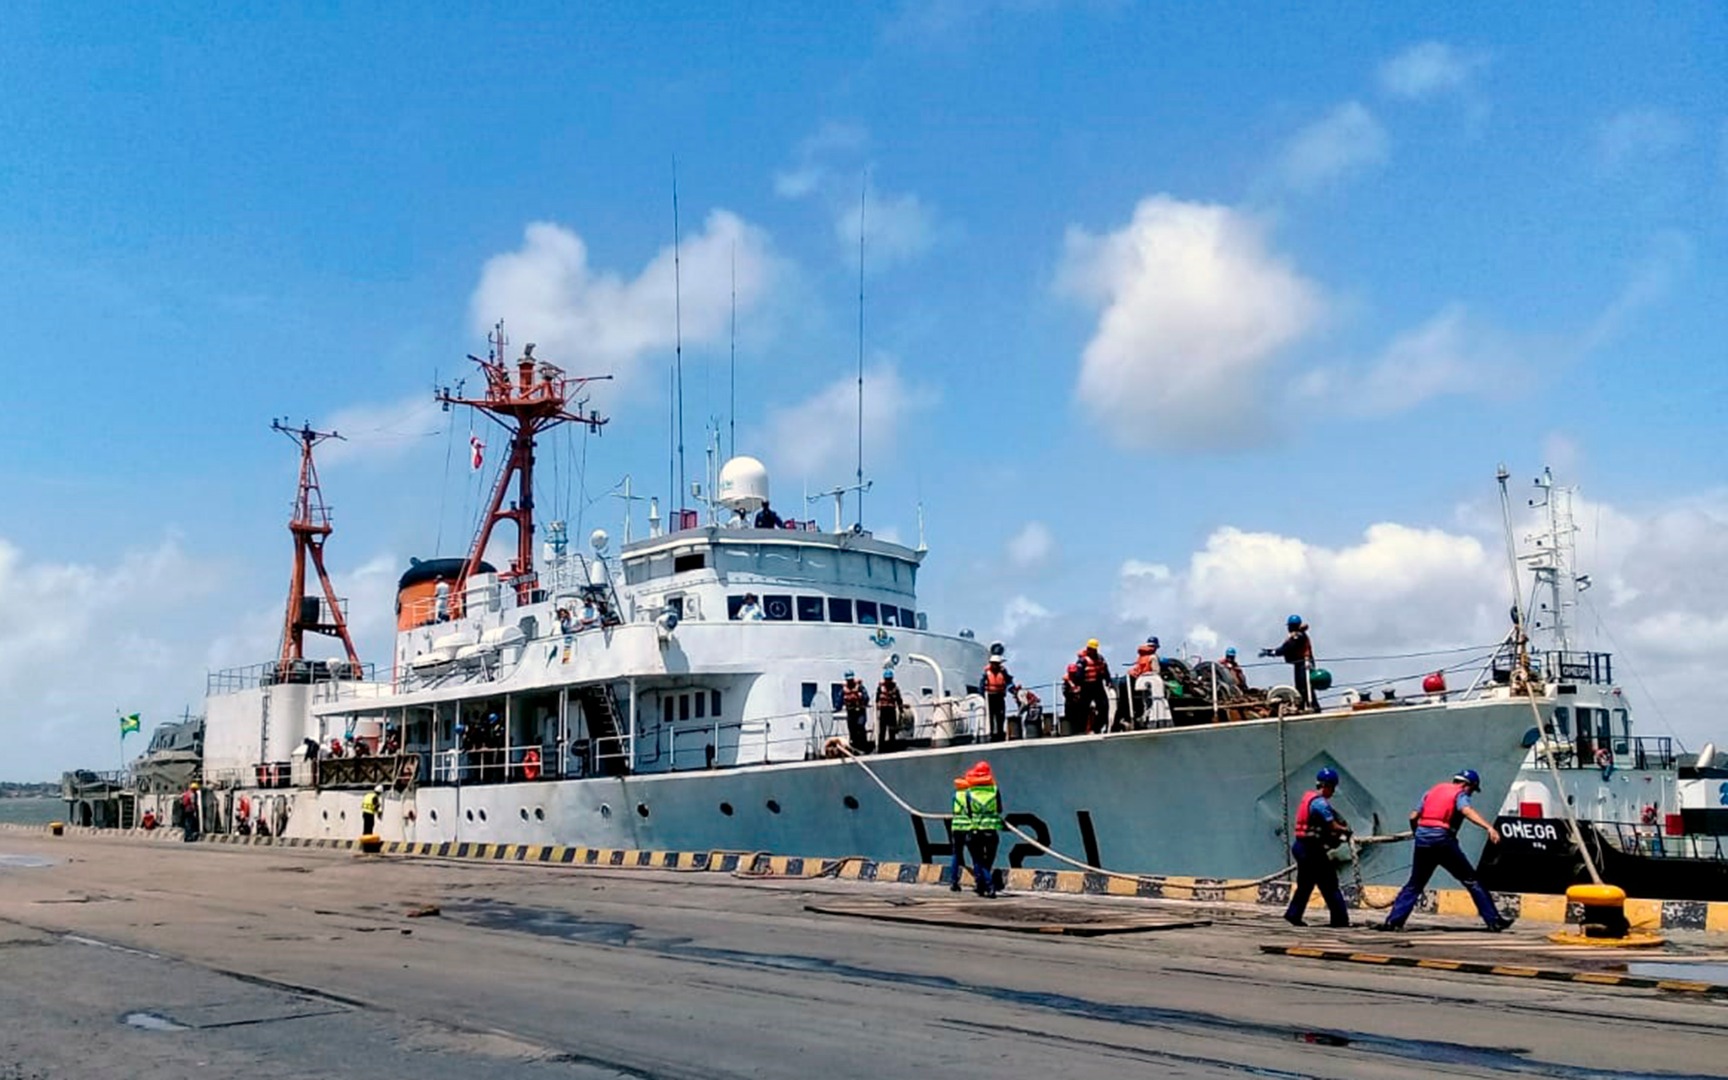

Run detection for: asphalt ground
[[2, 833, 1727, 1079]]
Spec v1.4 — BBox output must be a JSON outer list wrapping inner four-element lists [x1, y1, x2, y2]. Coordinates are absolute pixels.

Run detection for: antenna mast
[[272, 419, 361, 673], [437, 321, 610, 605], [1525, 467, 1585, 654], [855, 171, 867, 530], [672, 157, 687, 524], [729, 243, 737, 461]]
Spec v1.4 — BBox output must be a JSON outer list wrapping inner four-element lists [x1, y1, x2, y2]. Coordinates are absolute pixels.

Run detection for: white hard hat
[[373, 784, 384, 793]]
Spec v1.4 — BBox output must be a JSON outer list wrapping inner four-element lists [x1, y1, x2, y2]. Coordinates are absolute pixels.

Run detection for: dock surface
[[2, 832, 1726, 1079]]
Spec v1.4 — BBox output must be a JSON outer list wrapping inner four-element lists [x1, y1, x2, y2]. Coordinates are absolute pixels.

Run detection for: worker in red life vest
[[1220, 647, 1247, 690], [1076, 640, 1112, 733], [840, 670, 870, 751], [875, 669, 905, 753], [1285, 767, 1352, 927], [980, 655, 1017, 742], [1376, 769, 1511, 932]]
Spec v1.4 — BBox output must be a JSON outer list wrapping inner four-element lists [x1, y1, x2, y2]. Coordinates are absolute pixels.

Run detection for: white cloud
[[998, 595, 1053, 638], [468, 211, 776, 392], [836, 188, 938, 269], [1276, 102, 1389, 191], [1378, 42, 1487, 100], [1580, 230, 1693, 351], [1005, 521, 1056, 569], [1057, 196, 1325, 449], [1351, 304, 1520, 412], [774, 123, 869, 198], [760, 360, 938, 483], [1596, 108, 1690, 173]]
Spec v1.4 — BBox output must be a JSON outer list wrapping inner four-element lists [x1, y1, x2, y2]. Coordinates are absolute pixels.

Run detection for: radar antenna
[[271, 419, 361, 673], [437, 321, 611, 605]]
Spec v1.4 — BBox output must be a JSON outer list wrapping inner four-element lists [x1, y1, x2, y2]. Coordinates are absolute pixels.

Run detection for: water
[[0, 798, 61, 827]]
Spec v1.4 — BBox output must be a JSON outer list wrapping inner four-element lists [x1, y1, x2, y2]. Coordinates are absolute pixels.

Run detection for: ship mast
[[1524, 467, 1588, 655], [272, 419, 361, 672], [438, 321, 611, 604]]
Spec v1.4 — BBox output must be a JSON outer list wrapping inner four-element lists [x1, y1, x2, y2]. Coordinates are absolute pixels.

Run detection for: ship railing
[[425, 743, 570, 785], [1540, 735, 1674, 771], [1596, 821, 1728, 862], [1541, 650, 1614, 686], [208, 660, 377, 695]]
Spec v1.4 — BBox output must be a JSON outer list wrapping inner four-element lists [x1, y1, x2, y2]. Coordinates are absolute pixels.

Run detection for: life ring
[[521, 748, 541, 781]]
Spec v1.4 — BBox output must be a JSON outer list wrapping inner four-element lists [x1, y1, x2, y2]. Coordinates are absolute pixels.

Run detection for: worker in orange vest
[[1377, 769, 1510, 932], [1285, 767, 1352, 927], [1076, 640, 1112, 733], [980, 655, 1017, 742]]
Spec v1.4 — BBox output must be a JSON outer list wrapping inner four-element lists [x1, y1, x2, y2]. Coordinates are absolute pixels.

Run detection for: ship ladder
[[575, 683, 630, 776]]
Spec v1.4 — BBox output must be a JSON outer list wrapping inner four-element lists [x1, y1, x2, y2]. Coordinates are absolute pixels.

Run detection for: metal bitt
[[271, 420, 361, 673], [437, 321, 611, 604]]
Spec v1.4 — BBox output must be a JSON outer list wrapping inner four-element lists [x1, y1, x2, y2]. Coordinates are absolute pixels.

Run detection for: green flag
[[120, 713, 141, 736]]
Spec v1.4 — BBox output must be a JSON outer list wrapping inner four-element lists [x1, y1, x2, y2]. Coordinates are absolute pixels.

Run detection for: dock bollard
[[358, 834, 383, 854], [49, 821, 64, 837], [1568, 883, 1630, 938]]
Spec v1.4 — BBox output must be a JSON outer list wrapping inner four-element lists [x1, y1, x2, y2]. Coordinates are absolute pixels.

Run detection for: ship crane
[[271, 419, 362, 675], [437, 321, 611, 605]]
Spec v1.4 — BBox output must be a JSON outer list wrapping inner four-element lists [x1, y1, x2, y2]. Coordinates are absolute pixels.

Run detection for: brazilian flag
[[120, 713, 141, 736]]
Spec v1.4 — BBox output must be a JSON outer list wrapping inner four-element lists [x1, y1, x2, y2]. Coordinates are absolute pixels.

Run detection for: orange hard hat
[[953, 777, 970, 790], [966, 761, 994, 783]]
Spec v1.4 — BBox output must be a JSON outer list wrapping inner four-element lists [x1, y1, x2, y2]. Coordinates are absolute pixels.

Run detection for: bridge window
[[900, 607, 916, 628], [674, 552, 707, 573], [828, 598, 853, 623], [881, 606, 898, 627], [830, 683, 844, 710], [857, 600, 879, 625], [694, 692, 706, 720], [662, 697, 674, 724], [796, 596, 825, 622], [711, 689, 723, 716], [762, 595, 794, 621], [1552, 706, 1570, 737], [801, 682, 819, 708], [679, 694, 691, 722]]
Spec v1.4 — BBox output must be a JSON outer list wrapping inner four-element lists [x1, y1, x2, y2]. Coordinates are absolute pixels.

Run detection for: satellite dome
[[590, 528, 610, 553], [717, 456, 770, 513]]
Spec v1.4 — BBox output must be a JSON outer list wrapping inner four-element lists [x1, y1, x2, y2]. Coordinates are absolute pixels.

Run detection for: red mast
[[272, 419, 362, 674], [439, 322, 610, 604]]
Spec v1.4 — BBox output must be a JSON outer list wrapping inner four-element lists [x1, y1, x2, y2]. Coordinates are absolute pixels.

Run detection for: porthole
[[843, 795, 860, 811], [719, 802, 734, 816], [766, 799, 781, 815], [599, 804, 612, 819], [519, 807, 529, 821], [636, 803, 650, 819], [429, 809, 439, 822], [477, 808, 488, 822], [339, 810, 347, 820], [321, 810, 329, 821], [533, 807, 545, 821], [465, 809, 475, 822]]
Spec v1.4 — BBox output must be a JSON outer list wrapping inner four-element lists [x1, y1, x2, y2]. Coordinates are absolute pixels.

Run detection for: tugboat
[[1479, 470, 1728, 900]]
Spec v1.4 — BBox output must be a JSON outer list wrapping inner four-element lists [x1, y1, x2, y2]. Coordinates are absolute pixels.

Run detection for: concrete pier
[[3, 832, 1727, 1079]]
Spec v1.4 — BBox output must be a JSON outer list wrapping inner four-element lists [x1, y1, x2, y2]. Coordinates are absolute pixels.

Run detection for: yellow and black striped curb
[[1261, 945, 1728, 996], [13, 823, 1728, 934]]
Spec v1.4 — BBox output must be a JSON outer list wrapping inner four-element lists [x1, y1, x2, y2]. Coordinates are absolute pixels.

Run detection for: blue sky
[[1, 3, 1724, 779]]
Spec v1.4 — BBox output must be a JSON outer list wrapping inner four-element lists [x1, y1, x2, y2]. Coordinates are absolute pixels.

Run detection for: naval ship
[[143, 329, 1553, 887]]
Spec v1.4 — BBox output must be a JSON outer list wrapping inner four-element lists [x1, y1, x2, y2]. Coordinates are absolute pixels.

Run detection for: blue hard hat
[[1316, 766, 1339, 786], [1454, 768, 1481, 790], [1225, 647, 1237, 658], [1146, 635, 1160, 647], [1287, 614, 1303, 627], [882, 668, 894, 679], [843, 670, 854, 678]]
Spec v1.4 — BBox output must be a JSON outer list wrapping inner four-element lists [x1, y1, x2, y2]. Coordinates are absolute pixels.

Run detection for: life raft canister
[[521, 748, 542, 781]]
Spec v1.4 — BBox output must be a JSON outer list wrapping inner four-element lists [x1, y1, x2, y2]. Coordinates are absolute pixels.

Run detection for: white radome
[[717, 456, 770, 513]]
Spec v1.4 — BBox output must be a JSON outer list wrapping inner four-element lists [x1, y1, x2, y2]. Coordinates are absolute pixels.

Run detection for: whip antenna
[[855, 171, 866, 530], [672, 157, 687, 522]]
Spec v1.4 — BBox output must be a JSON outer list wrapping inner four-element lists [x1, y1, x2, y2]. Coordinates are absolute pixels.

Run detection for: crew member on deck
[[1077, 640, 1112, 733], [754, 501, 784, 529], [1377, 769, 1510, 933], [841, 670, 870, 750], [875, 669, 905, 753], [737, 593, 765, 621], [980, 655, 1017, 741], [1061, 663, 1083, 733], [361, 784, 383, 836], [1285, 767, 1352, 928], [1220, 647, 1247, 690], [1264, 616, 1317, 712]]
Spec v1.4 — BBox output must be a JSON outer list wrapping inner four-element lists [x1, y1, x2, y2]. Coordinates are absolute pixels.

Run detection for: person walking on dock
[[948, 775, 973, 892], [980, 655, 1017, 742], [875, 669, 905, 753], [1285, 767, 1352, 928], [841, 670, 870, 751], [962, 762, 1004, 898], [1376, 769, 1510, 933], [361, 785, 383, 836]]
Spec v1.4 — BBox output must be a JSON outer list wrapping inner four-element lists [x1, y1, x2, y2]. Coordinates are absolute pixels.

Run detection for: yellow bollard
[[49, 821, 64, 837], [1547, 883, 1664, 947], [358, 833, 384, 854]]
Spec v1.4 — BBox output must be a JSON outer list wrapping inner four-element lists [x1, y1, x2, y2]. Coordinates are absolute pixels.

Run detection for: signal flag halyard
[[120, 713, 141, 736]]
